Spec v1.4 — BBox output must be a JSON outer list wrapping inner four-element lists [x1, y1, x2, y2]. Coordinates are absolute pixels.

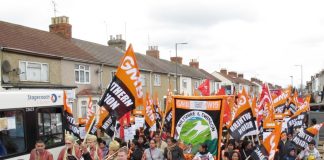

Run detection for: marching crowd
[[29, 118, 323, 160]]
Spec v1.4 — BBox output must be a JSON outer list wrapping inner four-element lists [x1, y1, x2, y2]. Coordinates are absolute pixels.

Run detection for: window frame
[[74, 64, 91, 84], [36, 106, 64, 148], [153, 74, 161, 86], [19, 61, 49, 82]]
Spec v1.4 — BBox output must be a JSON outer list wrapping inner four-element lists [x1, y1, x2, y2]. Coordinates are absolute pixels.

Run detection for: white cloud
[[1, 0, 324, 88]]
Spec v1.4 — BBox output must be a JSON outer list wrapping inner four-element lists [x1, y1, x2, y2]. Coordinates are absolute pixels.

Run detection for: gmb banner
[[171, 96, 224, 158]]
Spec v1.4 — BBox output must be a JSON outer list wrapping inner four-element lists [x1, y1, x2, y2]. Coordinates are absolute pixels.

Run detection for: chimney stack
[[220, 69, 227, 75], [49, 16, 72, 39], [170, 57, 183, 64], [189, 59, 199, 69], [238, 73, 244, 78], [108, 34, 126, 51], [251, 77, 257, 82], [228, 71, 238, 78], [146, 46, 160, 58]]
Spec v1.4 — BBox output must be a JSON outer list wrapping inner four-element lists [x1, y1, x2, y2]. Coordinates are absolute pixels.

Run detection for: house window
[[81, 100, 87, 118], [154, 74, 161, 86], [140, 75, 146, 86], [19, 61, 49, 82], [182, 79, 187, 89], [194, 81, 199, 89], [75, 64, 90, 84], [92, 100, 98, 113]]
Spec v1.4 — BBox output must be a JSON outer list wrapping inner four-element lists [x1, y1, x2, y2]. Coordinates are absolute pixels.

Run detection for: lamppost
[[290, 75, 293, 87], [175, 42, 187, 94], [294, 64, 303, 94]]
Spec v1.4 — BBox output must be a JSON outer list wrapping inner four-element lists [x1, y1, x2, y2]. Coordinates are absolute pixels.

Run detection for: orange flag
[[144, 93, 156, 131], [251, 122, 282, 160], [98, 44, 143, 119], [228, 88, 257, 141]]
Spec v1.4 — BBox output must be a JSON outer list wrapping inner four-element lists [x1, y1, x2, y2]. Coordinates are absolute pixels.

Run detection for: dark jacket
[[277, 140, 294, 160], [131, 146, 145, 160], [164, 145, 185, 160]]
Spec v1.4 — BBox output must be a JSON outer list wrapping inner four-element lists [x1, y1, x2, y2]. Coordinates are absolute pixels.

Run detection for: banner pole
[[82, 106, 99, 145]]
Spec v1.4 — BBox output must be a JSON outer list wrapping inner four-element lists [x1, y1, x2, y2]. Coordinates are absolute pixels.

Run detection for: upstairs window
[[140, 75, 146, 86], [75, 64, 90, 84], [154, 74, 161, 86], [19, 61, 49, 82]]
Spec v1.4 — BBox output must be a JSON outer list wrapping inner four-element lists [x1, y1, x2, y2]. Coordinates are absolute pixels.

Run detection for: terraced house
[[0, 16, 220, 119]]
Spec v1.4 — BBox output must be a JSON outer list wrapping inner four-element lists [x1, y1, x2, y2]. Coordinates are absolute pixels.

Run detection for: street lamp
[[290, 75, 293, 87], [294, 64, 303, 94], [175, 42, 188, 94]]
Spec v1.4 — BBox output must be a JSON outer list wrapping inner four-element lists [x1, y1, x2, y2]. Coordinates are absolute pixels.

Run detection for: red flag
[[198, 79, 210, 96], [216, 87, 226, 95], [223, 97, 232, 125]]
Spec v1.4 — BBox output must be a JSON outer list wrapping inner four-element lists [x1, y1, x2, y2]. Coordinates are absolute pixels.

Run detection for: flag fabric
[[171, 95, 224, 158], [257, 83, 273, 127], [98, 44, 143, 120], [251, 123, 282, 160], [153, 92, 162, 130], [63, 91, 81, 139], [272, 87, 291, 114], [198, 79, 210, 96], [216, 87, 226, 95], [292, 122, 324, 149], [144, 93, 156, 134], [162, 89, 173, 133], [287, 107, 308, 129], [86, 96, 94, 122], [97, 107, 116, 138], [85, 115, 97, 135], [223, 96, 233, 126], [228, 88, 257, 140]]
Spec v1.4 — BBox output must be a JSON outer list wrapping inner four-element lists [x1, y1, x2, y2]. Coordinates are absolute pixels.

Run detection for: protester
[[231, 151, 242, 160], [164, 137, 185, 160], [283, 147, 297, 160], [221, 140, 237, 159], [131, 136, 146, 160], [297, 140, 321, 160], [154, 133, 167, 152], [80, 135, 103, 160], [57, 134, 81, 160], [142, 139, 164, 160], [98, 138, 109, 158], [240, 141, 253, 160], [106, 140, 120, 160], [277, 131, 294, 160], [29, 139, 53, 160], [193, 144, 213, 160], [117, 146, 128, 160], [97, 128, 112, 145]]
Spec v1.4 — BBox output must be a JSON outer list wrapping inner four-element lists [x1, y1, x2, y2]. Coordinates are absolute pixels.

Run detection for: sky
[[1, 0, 324, 88]]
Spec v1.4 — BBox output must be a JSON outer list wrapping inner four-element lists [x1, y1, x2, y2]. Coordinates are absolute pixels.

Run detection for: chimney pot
[[238, 73, 244, 78], [220, 69, 227, 75], [228, 71, 238, 78], [146, 46, 160, 59], [189, 59, 199, 69], [49, 16, 72, 39], [108, 34, 126, 50], [170, 57, 183, 64]]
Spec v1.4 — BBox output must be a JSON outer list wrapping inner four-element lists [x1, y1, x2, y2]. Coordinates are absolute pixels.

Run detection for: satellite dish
[[2, 74, 10, 83], [2, 60, 11, 73]]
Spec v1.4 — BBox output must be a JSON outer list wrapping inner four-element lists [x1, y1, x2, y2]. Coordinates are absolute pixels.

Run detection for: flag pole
[[82, 106, 99, 145]]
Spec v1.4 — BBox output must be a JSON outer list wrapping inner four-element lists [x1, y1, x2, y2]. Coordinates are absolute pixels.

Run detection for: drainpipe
[[149, 71, 153, 94], [99, 64, 104, 94]]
